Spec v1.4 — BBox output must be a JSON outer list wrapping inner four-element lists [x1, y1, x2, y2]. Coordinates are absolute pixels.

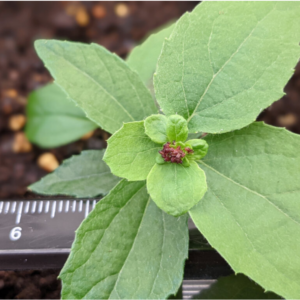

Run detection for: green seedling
[[28, 2, 300, 299]]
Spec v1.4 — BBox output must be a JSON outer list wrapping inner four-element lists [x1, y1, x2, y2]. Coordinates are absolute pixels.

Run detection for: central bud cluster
[[159, 142, 193, 164]]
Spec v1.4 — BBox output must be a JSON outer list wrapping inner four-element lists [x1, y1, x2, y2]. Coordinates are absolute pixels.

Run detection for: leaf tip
[[34, 39, 48, 51]]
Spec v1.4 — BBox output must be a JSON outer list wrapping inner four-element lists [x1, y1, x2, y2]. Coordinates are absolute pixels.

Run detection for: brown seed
[[278, 113, 297, 127], [3, 89, 17, 98], [8, 114, 26, 131], [114, 3, 129, 18], [81, 130, 94, 141], [76, 6, 90, 27], [37, 153, 59, 173], [12, 132, 32, 153], [92, 4, 106, 19]]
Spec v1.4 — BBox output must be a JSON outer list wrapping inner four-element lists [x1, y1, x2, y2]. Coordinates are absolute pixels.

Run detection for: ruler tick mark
[[45, 201, 50, 213], [65, 200, 70, 213], [31, 201, 37, 214], [24, 201, 30, 214], [51, 201, 57, 218], [85, 200, 90, 218], [11, 202, 17, 214], [38, 201, 43, 213], [79, 200, 83, 212], [16, 202, 23, 224], [4, 202, 10, 214], [72, 200, 76, 212], [0, 202, 3, 214], [59, 201, 63, 213]]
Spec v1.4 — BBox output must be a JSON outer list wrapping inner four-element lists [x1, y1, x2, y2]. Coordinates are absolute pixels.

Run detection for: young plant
[[29, 2, 300, 299]]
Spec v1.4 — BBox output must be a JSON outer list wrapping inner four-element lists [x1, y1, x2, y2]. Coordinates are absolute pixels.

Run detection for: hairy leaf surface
[[166, 115, 188, 142], [60, 180, 189, 299], [144, 114, 168, 144], [25, 83, 97, 148], [147, 161, 207, 216], [194, 274, 281, 299], [29, 150, 120, 198], [155, 2, 300, 133], [35, 40, 157, 134], [190, 122, 300, 299], [104, 121, 161, 181]]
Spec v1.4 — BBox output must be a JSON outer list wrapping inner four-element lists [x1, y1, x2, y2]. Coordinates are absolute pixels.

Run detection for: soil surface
[[1, 1, 300, 299]]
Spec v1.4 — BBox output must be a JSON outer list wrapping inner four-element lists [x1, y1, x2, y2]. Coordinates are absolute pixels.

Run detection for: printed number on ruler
[[10, 227, 22, 241]]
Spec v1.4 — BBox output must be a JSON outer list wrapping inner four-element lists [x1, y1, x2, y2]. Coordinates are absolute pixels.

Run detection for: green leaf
[[156, 153, 166, 165], [104, 121, 161, 181], [186, 139, 206, 150], [144, 114, 168, 144], [194, 274, 281, 299], [34, 40, 157, 134], [60, 180, 189, 299], [186, 139, 209, 160], [25, 83, 97, 148], [189, 122, 300, 299], [166, 115, 188, 142], [182, 157, 190, 167], [29, 150, 120, 198], [154, 2, 300, 134], [127, 22, 175, 89], [147, 161, 207, 216]]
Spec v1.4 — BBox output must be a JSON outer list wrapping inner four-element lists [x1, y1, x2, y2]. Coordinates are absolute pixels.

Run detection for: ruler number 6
[[10, 227, 22, 241]]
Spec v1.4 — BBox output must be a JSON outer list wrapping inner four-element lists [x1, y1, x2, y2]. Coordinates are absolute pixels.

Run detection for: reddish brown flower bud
[[185, 147, 194, 154], [159, 142, 187, 164]]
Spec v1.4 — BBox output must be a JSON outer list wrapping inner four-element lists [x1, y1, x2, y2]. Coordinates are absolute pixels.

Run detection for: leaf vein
[[199, 160, 300, 228], [187, 5, 276, 123], [44, 43, 135, 122], [109, 197, 151, 299]]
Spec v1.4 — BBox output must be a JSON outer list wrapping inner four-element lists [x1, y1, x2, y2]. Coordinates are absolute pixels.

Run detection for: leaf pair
[[103, 115, 208, 216], [145, 114, 188, 144]]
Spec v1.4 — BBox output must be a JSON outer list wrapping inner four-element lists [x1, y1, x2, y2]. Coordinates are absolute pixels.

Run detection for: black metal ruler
[[0, 199, 232, 280], [0, 199, 95, 270]]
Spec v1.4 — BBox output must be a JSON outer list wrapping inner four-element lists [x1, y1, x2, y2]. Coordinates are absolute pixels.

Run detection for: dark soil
[[1, 1, 300, 299], [0, 270, 61, 299]]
